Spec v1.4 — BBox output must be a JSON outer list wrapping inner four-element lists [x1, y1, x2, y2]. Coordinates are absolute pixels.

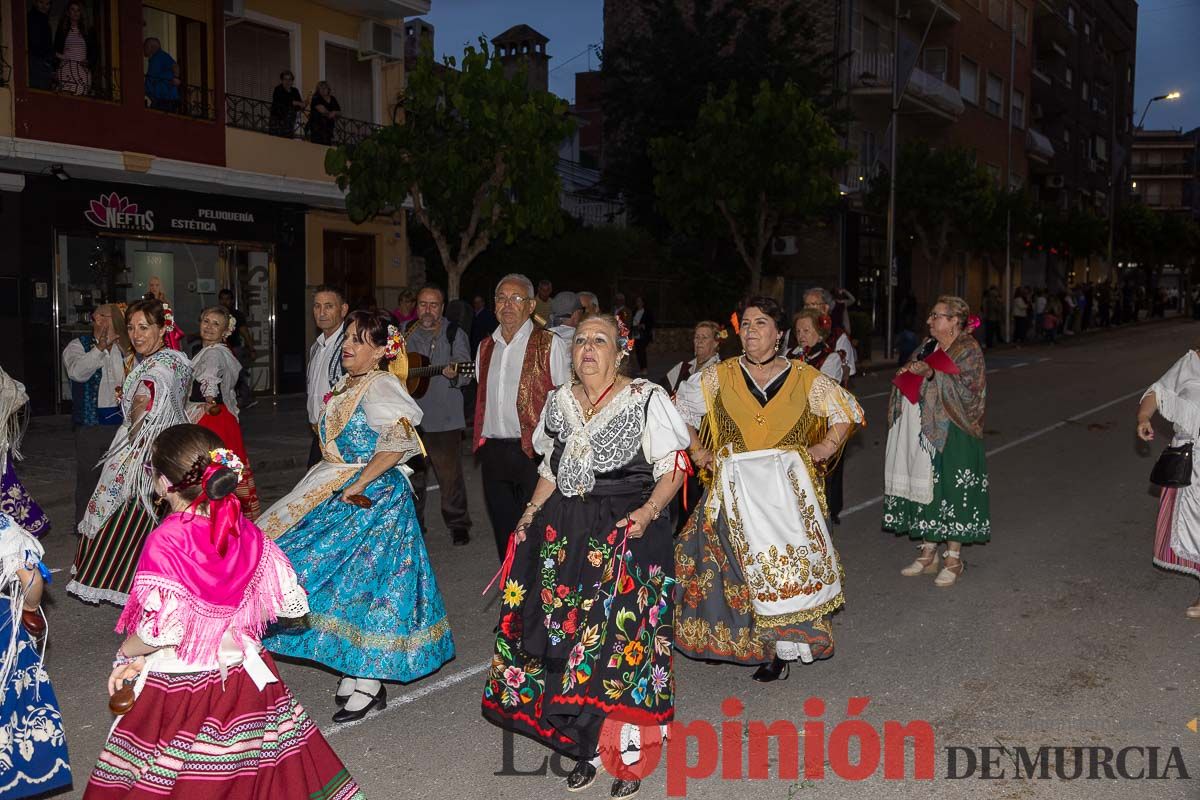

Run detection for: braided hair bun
[[204, 466, 240, 501]]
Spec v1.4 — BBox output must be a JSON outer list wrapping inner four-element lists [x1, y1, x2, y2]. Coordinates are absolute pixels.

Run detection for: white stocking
[[344, 677, 381, 712]]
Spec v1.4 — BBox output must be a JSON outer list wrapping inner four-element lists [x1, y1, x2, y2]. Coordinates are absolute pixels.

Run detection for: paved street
[[18, 319, 1200, 799]]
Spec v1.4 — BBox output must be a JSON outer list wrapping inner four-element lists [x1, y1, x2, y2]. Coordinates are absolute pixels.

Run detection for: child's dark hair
[[151, 424, 239, 504]]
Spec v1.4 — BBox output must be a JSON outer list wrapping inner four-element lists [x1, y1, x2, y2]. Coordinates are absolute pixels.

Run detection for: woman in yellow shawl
[[674, 297, 864, 683]]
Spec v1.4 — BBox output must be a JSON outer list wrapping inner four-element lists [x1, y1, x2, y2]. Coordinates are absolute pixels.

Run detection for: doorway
[[323, 231, 376, 311]]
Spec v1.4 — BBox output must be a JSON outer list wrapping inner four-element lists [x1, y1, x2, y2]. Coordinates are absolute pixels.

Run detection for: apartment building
[[0, 0, 427, 413]]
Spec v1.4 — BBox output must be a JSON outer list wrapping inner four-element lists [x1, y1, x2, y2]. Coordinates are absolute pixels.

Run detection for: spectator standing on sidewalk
[[982, 286, 1002, 349], [1012, 288, 1030, 344], [306, 286, 347, 468], [405, 285, 474, 547]]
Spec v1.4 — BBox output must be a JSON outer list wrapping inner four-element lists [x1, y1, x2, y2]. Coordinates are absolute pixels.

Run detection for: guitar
[[404, 351, 476, 399]]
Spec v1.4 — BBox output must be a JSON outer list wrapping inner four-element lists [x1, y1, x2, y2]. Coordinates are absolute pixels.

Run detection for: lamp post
[[1137, 91, 1181, 130]]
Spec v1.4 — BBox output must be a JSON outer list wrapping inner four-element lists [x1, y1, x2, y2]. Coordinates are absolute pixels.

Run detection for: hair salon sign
[[84, 193, 156, 232]]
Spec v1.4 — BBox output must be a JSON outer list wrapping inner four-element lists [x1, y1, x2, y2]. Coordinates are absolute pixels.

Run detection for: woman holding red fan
[[883, 295, 990, 587]]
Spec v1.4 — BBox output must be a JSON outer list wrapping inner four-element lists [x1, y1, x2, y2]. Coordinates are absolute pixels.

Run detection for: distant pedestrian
[[630, 295, 654, 376], [533, 279, 553, 326]]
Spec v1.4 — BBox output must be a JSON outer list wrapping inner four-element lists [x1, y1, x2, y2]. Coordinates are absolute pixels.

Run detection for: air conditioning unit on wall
[[359, 21, 401, 59], [772, 236, 799, 256]]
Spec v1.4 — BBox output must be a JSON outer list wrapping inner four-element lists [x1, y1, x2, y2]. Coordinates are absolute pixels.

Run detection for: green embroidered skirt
[[883, 423, 991, 543]]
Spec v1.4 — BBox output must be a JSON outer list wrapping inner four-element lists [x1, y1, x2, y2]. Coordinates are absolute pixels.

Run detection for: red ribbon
[[673, 450, 695, 510], [185, 462, 243, 557], [483, 530, 518, 597]]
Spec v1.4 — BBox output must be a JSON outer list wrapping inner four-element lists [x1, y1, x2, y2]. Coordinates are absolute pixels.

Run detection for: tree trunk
[[446, 263, 464, 301]]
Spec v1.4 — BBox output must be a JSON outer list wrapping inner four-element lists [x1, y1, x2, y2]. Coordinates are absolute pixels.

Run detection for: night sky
[[420, 0, 1198, 132]]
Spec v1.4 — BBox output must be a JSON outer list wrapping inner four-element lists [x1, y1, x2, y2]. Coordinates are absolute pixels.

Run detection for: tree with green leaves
[[648, 80, 845, 294], [867, 141, 994, 299], [602, 0, 840, 227], [325, 39, 575, 299]]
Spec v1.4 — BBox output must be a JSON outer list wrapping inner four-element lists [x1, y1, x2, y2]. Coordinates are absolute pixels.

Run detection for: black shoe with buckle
[[331, 684, 386, 723], [567, 759, 597, 792], [751, 656, 790, 683], [611, 778, 641, 798], [452, 529, 470, 546]]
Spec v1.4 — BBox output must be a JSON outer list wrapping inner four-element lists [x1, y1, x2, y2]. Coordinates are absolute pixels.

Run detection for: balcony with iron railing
[[225, 93, 381, 149], [1130, 162, 1193, 177], [849, 51, 964, 120]]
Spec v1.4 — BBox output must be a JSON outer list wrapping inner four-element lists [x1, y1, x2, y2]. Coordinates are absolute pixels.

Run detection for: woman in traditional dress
[[882, 295, 990, 587], [85, 424, 365, 799], [674, 297, 863, 683], [1137, 350, 1200, 617], [789, 309, 850, 524], [482, 314, 690, 798], [0, 366, 49, 539], [63, 303, 128, 524], [187, 305, 261, 518], [69, 298, 192, 605], [0, 510, 71, 798], [260, 310, 454, 723]]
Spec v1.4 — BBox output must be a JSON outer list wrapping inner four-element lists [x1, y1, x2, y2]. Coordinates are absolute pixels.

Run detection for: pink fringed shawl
[[116, 511, 291, 664]]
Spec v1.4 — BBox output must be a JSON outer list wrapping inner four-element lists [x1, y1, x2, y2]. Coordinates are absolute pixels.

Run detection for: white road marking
[[322, 661, 490, 737], [1010, 362, 1030, 369], [330, 386, 1143, 726]]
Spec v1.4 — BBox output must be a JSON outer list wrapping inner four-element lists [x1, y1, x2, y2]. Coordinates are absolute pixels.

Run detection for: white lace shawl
[[533, 380, 690, 497]]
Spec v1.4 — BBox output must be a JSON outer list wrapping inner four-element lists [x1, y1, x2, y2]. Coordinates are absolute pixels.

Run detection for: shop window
[[323, 41, 376, 124], [960, 57, 979, 105], [986, 73, 1003, 116], [26, 0, 121, 101], [143, 3, 213, 119]]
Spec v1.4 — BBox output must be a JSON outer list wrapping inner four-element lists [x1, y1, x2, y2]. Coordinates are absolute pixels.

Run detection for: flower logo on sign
[[84, 192, 155, 231]]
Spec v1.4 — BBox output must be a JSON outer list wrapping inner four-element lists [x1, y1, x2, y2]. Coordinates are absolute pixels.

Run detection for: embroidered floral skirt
[[482, 480, 676, 760], [674, 499, 835, 666], [883, 423, 991, 544], [1, 453, 49, 539], [0, 611, 71, 799], [84, 653, 363, 799], [264, 468, 455, 682], [194, 405, 261, 519]]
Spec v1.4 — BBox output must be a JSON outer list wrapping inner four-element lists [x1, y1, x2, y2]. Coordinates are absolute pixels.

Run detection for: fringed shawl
[[79, 348, 192, 537], [889, 334, 986, 452], [116, 512, 294, 665], [0, 366, 29, 460]]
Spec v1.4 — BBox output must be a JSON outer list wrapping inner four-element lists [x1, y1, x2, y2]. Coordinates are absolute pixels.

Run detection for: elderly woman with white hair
[[473, 273, 572, 560]]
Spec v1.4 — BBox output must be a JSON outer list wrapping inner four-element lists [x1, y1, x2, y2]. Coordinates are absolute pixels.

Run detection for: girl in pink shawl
[[83, 424, 365, 800]]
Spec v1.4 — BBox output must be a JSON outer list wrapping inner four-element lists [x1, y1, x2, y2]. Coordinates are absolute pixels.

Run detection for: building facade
[[1, 0, 428, 413], [1132, 127, 1200, 220]]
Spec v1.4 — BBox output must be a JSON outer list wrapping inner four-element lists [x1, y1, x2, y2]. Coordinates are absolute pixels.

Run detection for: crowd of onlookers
[[979, 282, 1183, 348]]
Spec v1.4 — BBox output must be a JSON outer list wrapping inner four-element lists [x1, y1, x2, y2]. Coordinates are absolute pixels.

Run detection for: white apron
[[717, 447, 843, 623]]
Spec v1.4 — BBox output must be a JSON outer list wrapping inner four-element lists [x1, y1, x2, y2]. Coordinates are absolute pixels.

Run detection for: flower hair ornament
[[818, 313, 833, 331], [224, 314, 237, 340], [966, 314, 982, 333], [716, 328, 729, 341], [383, 324, 405, 361], [168, 448, 245, 557], [161, 301, 185, 351], [615, 319, 636, 359]]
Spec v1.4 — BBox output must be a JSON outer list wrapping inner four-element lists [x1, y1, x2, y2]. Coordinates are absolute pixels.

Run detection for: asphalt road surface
[[26, 319, 1200, 799]]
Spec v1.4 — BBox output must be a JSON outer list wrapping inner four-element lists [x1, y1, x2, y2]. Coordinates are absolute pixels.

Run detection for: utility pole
[[1004, 24, 1015, 343], [884, 0, 900, 360]]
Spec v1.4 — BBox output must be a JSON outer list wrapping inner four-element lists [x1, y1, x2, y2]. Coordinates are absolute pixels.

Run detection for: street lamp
[[1137, 91, 1182, 130]]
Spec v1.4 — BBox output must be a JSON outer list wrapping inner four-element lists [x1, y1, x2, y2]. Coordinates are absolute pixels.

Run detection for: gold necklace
[[582, 380, 617, 422]]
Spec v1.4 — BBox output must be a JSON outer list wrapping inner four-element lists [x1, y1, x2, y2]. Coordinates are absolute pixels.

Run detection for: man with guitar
[[405, 285, 476, 546]]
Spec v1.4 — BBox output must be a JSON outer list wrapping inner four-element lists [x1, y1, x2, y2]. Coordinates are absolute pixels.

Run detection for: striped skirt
[[1154, 487, 1200, 579], [67, 500, 156, 606], [84, 652, 363, 799]]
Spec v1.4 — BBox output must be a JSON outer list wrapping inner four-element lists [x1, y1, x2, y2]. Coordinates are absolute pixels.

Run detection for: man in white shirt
[[306, 285, 348, 467], [63, 304, 127, 523], [804, 287, 858, 378], [473, 273, 571, 558], [548, 290, 585, 342]]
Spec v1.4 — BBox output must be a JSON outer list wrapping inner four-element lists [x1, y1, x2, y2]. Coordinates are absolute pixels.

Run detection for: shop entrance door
[[323, 232, 376, 311]]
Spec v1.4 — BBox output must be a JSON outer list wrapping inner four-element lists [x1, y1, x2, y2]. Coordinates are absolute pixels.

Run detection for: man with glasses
[[405, 285, 474, 546], [473, 273, 571, 559]]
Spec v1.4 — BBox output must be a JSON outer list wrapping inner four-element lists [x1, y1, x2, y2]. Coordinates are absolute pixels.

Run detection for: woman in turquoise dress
[[260, 309, 454, 723]]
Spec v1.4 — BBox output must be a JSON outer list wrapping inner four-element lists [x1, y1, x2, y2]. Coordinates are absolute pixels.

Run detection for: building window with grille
[[1012, 90, 1025, 128], [225, 21, 294, 134], [1013, 3, 1029, 43], [989, 0, 1007, 27], [960, 57, 979, 105], [923, 48, 948, 82], [323, 40, 376, 124], [986, 73, 1003, 116]]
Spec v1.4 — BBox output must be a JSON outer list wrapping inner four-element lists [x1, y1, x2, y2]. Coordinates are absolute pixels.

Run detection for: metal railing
[[849, 51, 964, 117], [143, 80, 215, 120], [27, 61, 121, 101], [225, 92, 381, 148]]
